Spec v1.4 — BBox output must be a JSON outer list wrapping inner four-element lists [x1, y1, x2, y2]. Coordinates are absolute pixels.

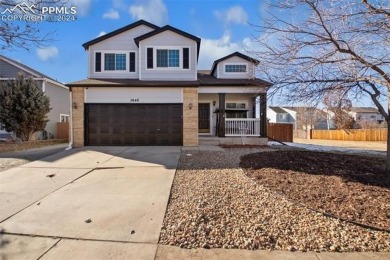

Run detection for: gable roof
[[268, 107, 289, 114], [0, 55, 66, 88], [134, 25, 201, 60], [82, 20, 160, 50], [210, 52, 260, 75], [349, 107, 378, 113]]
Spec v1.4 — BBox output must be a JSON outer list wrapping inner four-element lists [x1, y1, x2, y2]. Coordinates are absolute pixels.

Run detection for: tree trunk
[[387, 95, 390, 171]]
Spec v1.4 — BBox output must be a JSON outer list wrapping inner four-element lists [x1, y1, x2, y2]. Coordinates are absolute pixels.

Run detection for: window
[[0, 123, 5, 131], [225, 64, 247, 73], [226, 111, 247, 118], [156, 49, 180, 68], [60, 114, 69, 123], [104, 53, 126, 71], [226, 103, 246, 109]]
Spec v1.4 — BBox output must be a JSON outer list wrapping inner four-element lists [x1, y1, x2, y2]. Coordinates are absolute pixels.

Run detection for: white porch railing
[[225, 118, 261, 136]]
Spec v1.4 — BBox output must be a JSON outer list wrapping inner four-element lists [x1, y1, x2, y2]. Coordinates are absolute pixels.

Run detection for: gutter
[[65, 90, 73, 150]]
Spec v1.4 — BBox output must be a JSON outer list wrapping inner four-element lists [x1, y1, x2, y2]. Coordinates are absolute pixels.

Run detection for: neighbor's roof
[[134, 25, 201, 60], [210, 52, 260, 75], [0, 55, 65, 87], [349, 107, 379, 113], [268, 107, 288, 113], [82, 20, 160, 50]]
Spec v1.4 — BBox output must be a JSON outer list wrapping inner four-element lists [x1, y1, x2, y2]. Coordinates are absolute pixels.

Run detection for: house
[[268, 106, 330, 130], [0, 55, 69, 139], [67, 20, 270, 147], [348, 107, 384, 128], [267, 107, 295, 125]]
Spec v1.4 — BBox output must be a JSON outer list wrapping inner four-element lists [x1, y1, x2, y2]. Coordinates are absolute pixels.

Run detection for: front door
[[198, 103, 210, 133]]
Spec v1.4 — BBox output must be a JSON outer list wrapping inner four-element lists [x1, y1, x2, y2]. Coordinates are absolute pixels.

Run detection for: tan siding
[[71, 87, 85, 147]]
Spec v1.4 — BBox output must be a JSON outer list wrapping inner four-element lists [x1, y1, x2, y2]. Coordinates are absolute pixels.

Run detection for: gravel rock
[[159, 149, 390, 252]]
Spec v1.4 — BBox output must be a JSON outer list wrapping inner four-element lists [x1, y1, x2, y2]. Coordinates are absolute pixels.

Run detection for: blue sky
[[2, 0, 266, 83]]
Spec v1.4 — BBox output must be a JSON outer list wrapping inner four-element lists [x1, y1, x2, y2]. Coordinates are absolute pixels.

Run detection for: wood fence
[[267, 123, 293, 142], [57, 122, 69, 141], [311, 128, 387, 141]]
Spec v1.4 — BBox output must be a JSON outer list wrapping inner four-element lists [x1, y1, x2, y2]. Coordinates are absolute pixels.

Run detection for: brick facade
[[71, 87, 85, 147], [183, 87, 199, 146]]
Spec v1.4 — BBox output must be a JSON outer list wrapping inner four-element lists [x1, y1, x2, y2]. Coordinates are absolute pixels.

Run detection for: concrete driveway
[[0, 146, 181, 260]]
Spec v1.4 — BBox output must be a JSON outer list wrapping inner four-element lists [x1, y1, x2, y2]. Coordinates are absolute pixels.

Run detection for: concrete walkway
[[0, 146, 180, 259], [1, 145, 389, 259]]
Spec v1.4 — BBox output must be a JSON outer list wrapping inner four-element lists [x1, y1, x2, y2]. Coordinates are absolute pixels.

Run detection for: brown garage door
[[85, 104, 183, 146]]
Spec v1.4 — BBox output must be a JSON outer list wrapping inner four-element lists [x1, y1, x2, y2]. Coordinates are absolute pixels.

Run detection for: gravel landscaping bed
[[159, 148, 390, 252], [240, 151, 389, 230]]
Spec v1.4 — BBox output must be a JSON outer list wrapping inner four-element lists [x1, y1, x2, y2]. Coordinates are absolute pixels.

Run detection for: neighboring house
[[0, 55, 69, 139], [67, 20, 270, 147], [348, 107, 384, 128], [268, 106, 330, 130]]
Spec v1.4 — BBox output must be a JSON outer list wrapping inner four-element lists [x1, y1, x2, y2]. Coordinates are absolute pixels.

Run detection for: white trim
[[198, 101, 213, 135], [145, 46, 192, 71], [97, 50, 137, 73], [60, 114, 69, 122], [42, 80, 46, 92], [85, 87, 183, 104]]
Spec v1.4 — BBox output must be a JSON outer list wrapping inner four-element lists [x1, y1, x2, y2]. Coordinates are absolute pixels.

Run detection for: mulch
[[240, 150, 390, 230], [0, 139, 67, 153]]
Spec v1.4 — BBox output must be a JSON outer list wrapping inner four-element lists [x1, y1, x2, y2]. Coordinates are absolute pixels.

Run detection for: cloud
[[214, 5, 248, 25], [198, 31, 260, 69], [97, 31, 107, 37], [71, 0, 92, 16], [36, 46, 59, 61], [103, 9, 120, 19], [129, 0, 168, 26]]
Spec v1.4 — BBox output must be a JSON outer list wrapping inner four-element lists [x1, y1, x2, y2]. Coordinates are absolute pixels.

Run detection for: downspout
[[65, 89, 73, 150]]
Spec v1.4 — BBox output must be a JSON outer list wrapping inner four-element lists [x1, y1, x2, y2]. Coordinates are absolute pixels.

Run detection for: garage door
[[85, 104, 183, 146]]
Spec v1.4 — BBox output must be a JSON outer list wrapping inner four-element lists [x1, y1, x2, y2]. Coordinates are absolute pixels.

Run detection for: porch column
[[259, 93, 267, 137], [218, 93, 225, 137]]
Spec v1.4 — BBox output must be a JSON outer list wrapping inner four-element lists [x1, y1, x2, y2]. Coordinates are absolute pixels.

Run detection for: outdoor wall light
[[212, 100, 216, 106], [189, 102, 193, 110], [73, 102, 78, 109]]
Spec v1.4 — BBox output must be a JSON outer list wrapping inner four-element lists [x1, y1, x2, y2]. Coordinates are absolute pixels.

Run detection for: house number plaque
[[130, 98, 140, 103]]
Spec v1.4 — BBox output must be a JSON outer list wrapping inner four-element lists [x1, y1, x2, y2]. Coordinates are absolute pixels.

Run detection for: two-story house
[[67, 20, 270, 147], [0, 55, 69, 140]]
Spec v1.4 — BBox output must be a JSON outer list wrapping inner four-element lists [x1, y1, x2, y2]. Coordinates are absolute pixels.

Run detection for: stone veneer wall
[[183, 87, 199, 146], [71, 87, 85, 147]]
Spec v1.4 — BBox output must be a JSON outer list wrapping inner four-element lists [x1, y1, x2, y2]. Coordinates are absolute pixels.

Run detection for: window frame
[[59, 114, 69, 123], [146, 46, 185, 70], [224, 63, 248, 74], [96, 51, 137, 73]]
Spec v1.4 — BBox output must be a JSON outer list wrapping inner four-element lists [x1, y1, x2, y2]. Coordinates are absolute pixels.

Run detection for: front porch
[[197, 92, 268, 143]]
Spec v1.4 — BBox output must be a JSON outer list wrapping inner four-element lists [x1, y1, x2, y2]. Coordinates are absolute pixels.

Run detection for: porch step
[[199, 137, 220, 145]]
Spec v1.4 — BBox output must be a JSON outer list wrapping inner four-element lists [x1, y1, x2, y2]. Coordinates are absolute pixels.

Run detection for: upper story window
[[225, 64, 247, 73], [95, 52, 136, 73], [105, 53, 126, 71], [157, 49, 180, 68]]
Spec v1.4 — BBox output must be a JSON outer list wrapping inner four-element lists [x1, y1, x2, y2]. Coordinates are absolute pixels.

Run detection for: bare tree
[[0, 0, 69, 50], [253, 0, 390, 170]]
